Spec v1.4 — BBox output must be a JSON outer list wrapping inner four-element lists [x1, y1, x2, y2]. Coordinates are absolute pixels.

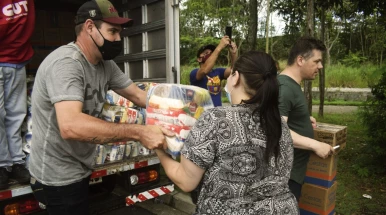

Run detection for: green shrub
[[358, 65, 386, 174], [340, 52, 368, 67], [180, 65, 193, 85]]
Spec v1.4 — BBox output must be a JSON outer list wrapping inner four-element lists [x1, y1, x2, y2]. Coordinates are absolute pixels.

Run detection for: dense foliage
[[179, 0, 386, 66], [359, 66, 386, 175]]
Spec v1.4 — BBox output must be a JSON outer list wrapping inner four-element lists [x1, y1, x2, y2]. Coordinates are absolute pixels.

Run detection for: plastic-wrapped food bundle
[[95, 142, 127, 165], [101, 103, 144, 124], [105, 82, 158, 108], [146, 84, 214, 156], [95, 144, 106, 165], [94, 82, 158, 166], [106, 143, 126, 162], [136, 82, 158, 93], [22, 132, 32, 154], [105, 90, 133, 108]]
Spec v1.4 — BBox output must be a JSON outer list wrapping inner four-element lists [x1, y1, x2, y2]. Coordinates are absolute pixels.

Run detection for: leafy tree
[[273, 0, 305, 39]]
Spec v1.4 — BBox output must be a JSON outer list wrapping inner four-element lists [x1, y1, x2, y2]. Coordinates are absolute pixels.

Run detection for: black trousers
[[288, 179, 302, 202], [30, 176, 90, 215]]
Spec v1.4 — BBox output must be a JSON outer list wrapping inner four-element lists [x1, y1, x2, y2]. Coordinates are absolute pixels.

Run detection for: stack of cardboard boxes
[[299, 122, 347, 215], [27, 10, 76, 74]]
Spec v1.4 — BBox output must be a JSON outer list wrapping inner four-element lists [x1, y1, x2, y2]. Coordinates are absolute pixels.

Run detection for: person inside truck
[[190, 37, 238, 107], [156, 51, 299, 214], [0, 0, 34, 189], [28, 0, 173, 214]]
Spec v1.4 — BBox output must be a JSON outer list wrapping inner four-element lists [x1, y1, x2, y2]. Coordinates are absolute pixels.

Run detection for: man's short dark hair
[[287, 37, 326, 65], [75, 20, 103, 36], [196, 45, 216, 58]]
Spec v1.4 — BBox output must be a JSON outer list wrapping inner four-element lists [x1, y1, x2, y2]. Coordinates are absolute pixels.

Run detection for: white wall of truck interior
[[117, 0, 180, 84]]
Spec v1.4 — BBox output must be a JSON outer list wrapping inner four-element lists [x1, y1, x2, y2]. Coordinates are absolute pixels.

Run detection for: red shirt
[[0, 0, 35, 64]]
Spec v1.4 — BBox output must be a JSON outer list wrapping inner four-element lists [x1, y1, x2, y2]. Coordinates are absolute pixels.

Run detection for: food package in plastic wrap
[[105, 82, 158, 109], [101, 103, 144, 124], [95, 142, 126, 165], [136, 82, 158, 93], [146, 84, 214, 156], [104, 143, 126, 163], [95, 144, 106, 165], [105, 90, 133, 108], [127, 141, 140, 158], [22, 132, 32, 154], [111, 143, 126, 161]]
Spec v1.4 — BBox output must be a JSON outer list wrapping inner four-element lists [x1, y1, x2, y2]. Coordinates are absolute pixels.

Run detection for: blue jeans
[[30, 176, 90, 215], [0, 66, 27, 167]]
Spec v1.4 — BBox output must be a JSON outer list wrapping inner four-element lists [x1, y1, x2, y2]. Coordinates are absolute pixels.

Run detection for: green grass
[[180, 64, 194, 85], [311, 63, 382, 88], [313, 112, 386, 214]]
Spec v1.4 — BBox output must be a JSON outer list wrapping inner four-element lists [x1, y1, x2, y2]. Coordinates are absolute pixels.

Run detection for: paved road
[[312, 105, 358, 114]]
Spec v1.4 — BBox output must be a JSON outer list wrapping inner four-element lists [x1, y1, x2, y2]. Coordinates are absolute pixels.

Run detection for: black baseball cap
[[196, 45, 216, 58], [75, 0, 133, 26]]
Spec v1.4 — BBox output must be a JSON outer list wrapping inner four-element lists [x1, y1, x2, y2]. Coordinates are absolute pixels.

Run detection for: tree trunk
[[304, 0, 314, 115], [246, 0, 258, 51], [319, 10, 326, 117], [349, 24, 352, 52], [360, 25, 365, 57], [326, 22, 339, 67], [265, 0, 271, 53]]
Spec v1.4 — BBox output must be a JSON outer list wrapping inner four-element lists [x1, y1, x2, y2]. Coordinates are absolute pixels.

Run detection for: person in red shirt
[[0, 0, 34, 189]]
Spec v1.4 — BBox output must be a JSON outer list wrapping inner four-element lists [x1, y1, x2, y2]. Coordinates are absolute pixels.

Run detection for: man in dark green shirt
[[278, 37, 334, 202]]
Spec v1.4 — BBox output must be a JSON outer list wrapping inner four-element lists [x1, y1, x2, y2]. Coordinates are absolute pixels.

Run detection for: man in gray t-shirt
[[29, 1, 173, 214]]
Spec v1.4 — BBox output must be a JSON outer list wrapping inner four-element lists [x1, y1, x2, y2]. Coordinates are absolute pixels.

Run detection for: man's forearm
[[61, 112, 143, 144], [290, 129, 318, 151]]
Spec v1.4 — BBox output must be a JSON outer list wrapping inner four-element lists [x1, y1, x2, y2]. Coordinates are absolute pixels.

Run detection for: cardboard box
[[314, 122, 347, 147], [299, 182, 337, 215], [305, 154, 338, 188]]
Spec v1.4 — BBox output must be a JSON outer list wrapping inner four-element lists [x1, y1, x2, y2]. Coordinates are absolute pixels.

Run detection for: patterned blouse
[[181, 104, 299, 215]]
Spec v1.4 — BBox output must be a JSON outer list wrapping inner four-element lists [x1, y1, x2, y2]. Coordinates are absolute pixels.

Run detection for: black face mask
[[90, 28, 122, 60]]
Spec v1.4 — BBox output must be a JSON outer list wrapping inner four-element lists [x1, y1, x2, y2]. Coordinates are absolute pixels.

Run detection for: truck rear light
[[4, 198, 40, 215], [130, 170, 158, 185]]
